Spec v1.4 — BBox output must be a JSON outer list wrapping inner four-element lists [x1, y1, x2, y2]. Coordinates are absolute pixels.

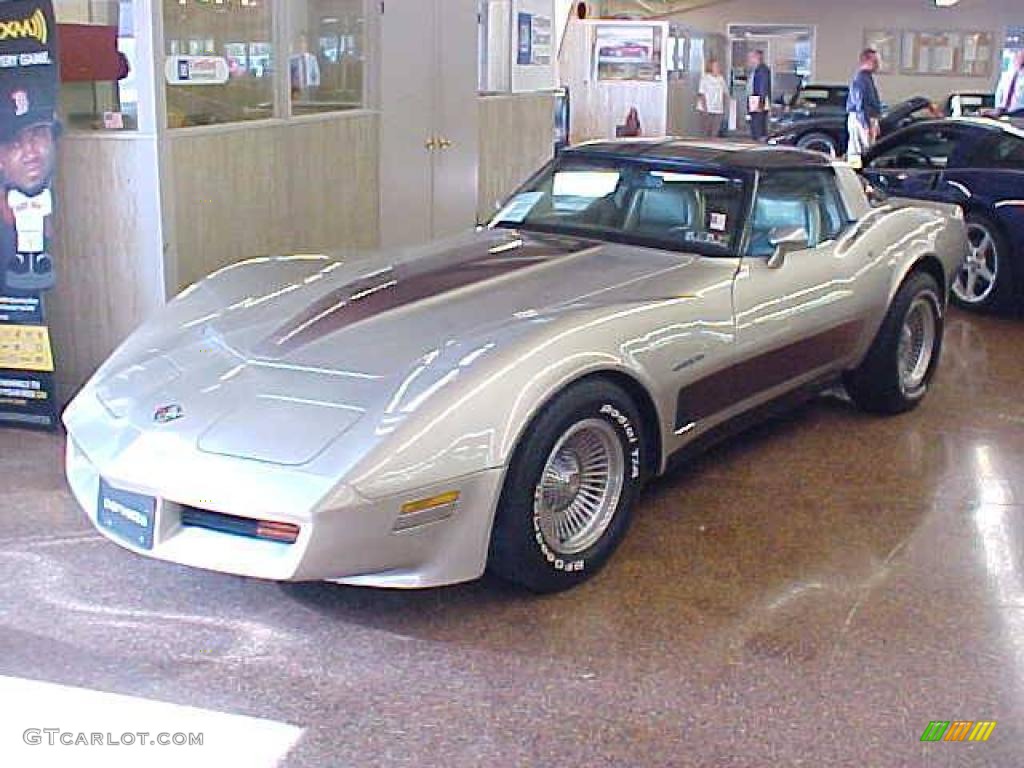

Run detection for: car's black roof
[[561, 139, 833, 170], [951, 116, 1024, 132], [889, 116, 1024, 135]]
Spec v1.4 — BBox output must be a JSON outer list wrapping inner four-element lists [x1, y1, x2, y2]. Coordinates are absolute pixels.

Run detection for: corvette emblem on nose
[[154, 404, 184, 424]]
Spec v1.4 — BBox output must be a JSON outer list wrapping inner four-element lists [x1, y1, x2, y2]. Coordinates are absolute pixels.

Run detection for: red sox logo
[[11, 89, 28, 117]]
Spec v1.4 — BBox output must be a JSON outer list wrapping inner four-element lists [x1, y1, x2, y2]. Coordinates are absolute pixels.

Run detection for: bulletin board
[[863, 30, 900, 75], [899, 30, 995, 78]]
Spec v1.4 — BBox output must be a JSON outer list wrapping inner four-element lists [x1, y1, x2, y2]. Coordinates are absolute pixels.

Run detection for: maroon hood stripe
[[261, 236, 588, 356]]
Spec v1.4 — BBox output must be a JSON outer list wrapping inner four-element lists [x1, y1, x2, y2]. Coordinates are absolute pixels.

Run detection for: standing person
[[747, 50, 771, 142], [290, 33, 321, 99], [846, 48, 883, 169], [995, 49, 1024, 116], [697, 60, 728, 139]]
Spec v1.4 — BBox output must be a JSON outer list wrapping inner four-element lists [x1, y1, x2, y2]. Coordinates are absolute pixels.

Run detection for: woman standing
[[697, 60, 728, 139]]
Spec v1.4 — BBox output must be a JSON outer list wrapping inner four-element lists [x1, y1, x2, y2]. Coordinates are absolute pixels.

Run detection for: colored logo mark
[[0, 9, 48, 45], [153, 403, 184, 424], [921, 721, 996, 742]]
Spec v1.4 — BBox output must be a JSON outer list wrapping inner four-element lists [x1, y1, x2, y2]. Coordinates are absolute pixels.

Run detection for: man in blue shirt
[[846, 48, 883, 168], [747, 50, 771, 142]]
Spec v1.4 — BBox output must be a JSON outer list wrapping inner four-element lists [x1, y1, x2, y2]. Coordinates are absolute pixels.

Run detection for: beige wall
[[50, 135, 167, 400], [167, 113, 380, 292], [49, 98, 553, 398], [666, 0, 1017, 103], [478, 91, 557, 221], [48, 113, 380, 399]]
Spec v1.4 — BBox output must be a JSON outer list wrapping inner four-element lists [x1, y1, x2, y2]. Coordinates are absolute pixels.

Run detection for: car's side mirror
[[767, 227, 809, 268]]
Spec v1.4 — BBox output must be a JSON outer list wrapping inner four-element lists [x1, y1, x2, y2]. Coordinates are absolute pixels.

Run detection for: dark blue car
[[862, 118, 1024, 312]]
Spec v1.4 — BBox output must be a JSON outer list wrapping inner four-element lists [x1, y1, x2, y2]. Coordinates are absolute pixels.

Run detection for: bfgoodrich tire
[[844, 272, 944, 415], [488, 379, 645, 593]]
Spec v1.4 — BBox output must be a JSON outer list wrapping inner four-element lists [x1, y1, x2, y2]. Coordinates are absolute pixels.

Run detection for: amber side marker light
[[401, 491, 461, 516], [395, 491, 461, 532]]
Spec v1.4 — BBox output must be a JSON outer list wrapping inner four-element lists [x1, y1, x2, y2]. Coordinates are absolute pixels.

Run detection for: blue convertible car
[[861, 117, 1024, 312]]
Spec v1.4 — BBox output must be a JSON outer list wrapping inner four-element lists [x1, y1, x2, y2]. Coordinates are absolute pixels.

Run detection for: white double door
[[380, 0, 481, 248]]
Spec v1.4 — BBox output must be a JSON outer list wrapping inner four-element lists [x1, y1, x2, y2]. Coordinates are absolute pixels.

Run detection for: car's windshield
[[491, 158, 748, 256], [792, 87, 848, 110]]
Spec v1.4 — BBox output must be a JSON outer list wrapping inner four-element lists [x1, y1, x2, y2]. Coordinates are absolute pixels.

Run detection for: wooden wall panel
[[169, 112, 380, 291], [49, 135, 166, 402], [478, 92, 557, 222], [280, 116, 380, 252]]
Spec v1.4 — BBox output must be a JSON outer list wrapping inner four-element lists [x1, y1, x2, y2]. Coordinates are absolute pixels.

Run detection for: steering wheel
[[895, 147, 936, 169]]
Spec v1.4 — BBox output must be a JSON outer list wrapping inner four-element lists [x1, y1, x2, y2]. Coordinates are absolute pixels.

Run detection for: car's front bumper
[[65, 429, 504, 590]]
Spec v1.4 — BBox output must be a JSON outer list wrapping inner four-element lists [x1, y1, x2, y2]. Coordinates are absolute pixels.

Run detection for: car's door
[[729, 168, 872, 409], [937, 128, 1024, 206], [862, 124, 972, 200]]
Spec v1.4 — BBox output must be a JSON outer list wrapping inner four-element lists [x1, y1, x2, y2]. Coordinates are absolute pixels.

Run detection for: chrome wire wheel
[[954, 222, 1000, 305], [534, 419, 625, 556], [897, 294, 938, 394]]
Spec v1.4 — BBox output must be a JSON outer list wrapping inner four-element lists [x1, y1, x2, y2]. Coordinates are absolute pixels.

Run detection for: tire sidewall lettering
[[532, 514, 585, 571], [528, 399, 642, 573], [599, 402, 642, 480]]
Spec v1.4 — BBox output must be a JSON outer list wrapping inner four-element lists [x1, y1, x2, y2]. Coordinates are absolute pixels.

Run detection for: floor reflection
[[0, 308, 1023, 765]]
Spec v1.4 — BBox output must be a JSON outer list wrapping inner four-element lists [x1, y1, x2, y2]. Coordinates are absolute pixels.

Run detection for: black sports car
[[773, 83, 851, 124], [768, 96, 934, 157]]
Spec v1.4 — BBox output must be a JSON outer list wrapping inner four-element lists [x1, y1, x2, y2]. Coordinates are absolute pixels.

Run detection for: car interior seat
[[623, 185, 702, 240], [748, 197, 818, 257]]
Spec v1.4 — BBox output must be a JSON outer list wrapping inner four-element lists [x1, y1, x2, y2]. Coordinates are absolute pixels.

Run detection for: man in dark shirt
[[747, 50, 771, 142], [846, 48, 883, 168]]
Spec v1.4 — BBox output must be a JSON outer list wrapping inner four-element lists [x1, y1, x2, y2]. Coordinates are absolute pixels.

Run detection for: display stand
[[0, 291, 56, 429]]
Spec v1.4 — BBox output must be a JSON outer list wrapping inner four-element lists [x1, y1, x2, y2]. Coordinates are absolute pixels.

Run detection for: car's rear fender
[[845, 201, 965, 366]]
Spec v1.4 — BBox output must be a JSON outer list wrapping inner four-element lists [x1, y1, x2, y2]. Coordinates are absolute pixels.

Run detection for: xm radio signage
[[0, 0, 58, 429]]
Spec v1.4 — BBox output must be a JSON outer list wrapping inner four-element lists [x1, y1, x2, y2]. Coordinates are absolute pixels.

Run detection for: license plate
[[97, 480, 156, 550]]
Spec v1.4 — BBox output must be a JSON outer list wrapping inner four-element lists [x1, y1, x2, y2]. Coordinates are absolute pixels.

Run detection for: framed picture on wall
[[959, 31, 994, 78], [902, 31, 957, 75], [864, 29, 900, 74], [594, 24, 663, 82], [900, 30, 994, 77]]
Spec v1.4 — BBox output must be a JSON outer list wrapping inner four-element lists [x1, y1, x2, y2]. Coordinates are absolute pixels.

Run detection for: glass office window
[[289, 0, 366, 115], [478, 0, 512, 93], [56, 0, 140, 131], [163, 0, 274, 127]]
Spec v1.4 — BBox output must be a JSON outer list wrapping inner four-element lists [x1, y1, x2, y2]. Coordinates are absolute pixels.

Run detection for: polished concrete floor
[[1, 308, 1022, 767]]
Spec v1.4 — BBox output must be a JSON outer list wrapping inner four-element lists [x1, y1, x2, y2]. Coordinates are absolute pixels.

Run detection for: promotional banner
[[0, 0, 58, 429]]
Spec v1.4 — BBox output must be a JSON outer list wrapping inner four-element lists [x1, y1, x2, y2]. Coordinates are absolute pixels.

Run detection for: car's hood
[[769, 114, 841, 137], [880, 96, 931, 124], [771, 97, 931, 138], [82, 229, 699, 467]]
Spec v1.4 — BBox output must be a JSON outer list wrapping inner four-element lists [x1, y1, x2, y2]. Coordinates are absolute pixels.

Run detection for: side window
[[747, 170, 849, 257], [975, 135, 1024, 170], [868, 129, 961, 170]]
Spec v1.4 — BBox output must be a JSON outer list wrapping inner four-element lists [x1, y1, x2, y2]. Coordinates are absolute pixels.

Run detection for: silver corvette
[[64, 141, 967, 592]]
